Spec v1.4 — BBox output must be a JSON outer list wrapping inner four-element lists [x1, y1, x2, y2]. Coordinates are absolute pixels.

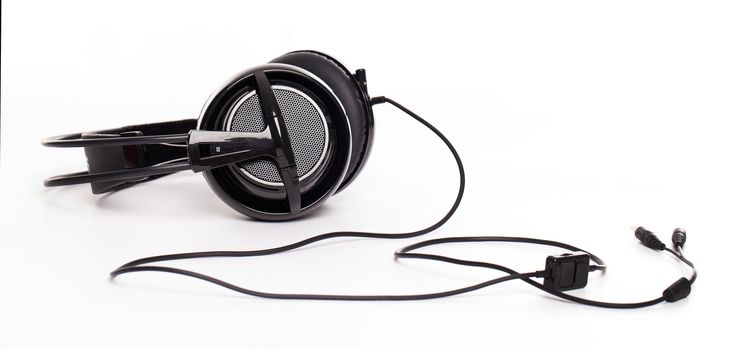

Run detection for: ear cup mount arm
[[186, 130, 274, 172], [252, 70, 301, 214]]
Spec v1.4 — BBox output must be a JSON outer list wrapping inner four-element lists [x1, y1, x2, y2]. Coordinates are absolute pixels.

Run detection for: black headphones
[[44, 50, 696, 308], [44, 50, 375, 220]]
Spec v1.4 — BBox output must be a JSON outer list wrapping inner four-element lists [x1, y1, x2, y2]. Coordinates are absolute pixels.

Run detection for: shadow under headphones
[[43, 50, 696, 308]]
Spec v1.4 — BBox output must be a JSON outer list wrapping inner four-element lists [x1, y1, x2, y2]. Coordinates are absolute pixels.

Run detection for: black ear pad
[[269, 51, 374, 192]]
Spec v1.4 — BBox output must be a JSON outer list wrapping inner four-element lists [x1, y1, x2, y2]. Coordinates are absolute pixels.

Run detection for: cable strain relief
[[634, 227, 666, 250], [589, 264, 605, 272], [370, 96, 387, 105], [672, 228, 687, 248]]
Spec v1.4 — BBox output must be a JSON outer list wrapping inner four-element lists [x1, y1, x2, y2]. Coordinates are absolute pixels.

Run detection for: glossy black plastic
[[187, 130, 274, 172], [543, 252, 591, 291], [197, 64, 352, 221], [42, 129, 282, 189], [42, 131, 192, 190]]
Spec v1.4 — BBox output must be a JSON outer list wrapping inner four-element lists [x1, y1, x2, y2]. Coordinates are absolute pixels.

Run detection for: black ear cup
[[197, 63, 353, 220], [269, 51, 374, 191]]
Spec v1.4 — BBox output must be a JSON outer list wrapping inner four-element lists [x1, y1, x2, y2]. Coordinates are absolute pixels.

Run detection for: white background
[[2, 1, 730, 349]]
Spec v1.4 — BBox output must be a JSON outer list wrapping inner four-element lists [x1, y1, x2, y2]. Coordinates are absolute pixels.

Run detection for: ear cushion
[[269, 51, 373, 191]]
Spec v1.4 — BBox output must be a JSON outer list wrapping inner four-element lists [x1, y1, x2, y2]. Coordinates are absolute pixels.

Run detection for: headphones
[[44, 50, 696, 308], [44, 50, 374, 220]]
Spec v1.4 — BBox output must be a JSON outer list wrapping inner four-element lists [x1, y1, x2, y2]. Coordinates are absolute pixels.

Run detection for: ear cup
[[269, 51, 374, 192], [197, 64, 353, 220]]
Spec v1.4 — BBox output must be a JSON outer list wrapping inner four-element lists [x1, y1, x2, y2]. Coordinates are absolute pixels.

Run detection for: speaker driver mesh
[[225, 85, 328, 185]]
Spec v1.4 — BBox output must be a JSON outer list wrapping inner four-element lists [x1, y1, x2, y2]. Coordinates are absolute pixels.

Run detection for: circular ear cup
[[197, 64, 353, 221], [269, 51, 374, 192]]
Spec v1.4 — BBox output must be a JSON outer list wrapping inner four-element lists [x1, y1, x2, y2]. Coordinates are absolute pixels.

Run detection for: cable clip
[[544, 252, 591, 291]]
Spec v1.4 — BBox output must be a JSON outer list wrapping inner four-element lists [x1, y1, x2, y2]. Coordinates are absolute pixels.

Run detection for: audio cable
[[394, 230, 695, 308], [110, 97, 696, 308]]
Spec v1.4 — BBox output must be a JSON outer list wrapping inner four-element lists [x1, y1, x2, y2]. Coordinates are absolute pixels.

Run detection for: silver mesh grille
[[225, 85, 328, 185]]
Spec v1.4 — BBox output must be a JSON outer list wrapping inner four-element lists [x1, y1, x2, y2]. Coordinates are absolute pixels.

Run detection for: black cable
[[111, 97, 466, 280], [110, 97, 694, 308], [395, 236, 697, 309], [114, 265, 542, 301], [397, 236, 607, 267], [666, 247, 697, 284]]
